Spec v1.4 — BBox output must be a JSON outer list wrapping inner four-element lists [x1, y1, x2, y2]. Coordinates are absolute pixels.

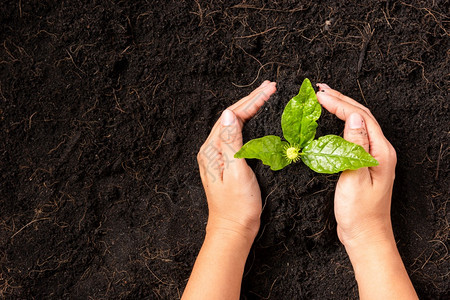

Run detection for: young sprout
[[235, 78, 378, 174], [284, 145, 301, 163]]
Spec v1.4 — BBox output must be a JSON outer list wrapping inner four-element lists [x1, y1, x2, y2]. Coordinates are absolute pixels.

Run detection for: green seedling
[[234, 78, 378, 173]]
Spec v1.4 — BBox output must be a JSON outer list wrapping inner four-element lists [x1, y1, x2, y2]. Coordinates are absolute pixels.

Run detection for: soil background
[[1, 0, 449, 299]]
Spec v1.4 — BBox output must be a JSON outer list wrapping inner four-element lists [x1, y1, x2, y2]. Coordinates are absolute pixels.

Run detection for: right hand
[[197, 81, 277, 242], [316, 84, 398, 250]]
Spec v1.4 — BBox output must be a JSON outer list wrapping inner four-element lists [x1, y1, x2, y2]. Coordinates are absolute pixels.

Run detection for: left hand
[[197, 80, 277, 241]]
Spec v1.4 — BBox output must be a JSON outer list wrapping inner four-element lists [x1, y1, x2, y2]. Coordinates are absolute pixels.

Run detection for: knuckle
[[197, 149, 204, 163], [381, 142, 397, 164], [349, 127, 368, 140], [358, 107, 370, 118], [389, 145, 397, 163]]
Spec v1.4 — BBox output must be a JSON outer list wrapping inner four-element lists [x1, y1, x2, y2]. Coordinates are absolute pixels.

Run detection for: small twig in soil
[[413, 231, 423, 240], [144, 262, 173, 286], [420, 251, 434, 269], [261, 185, 279, 215], [410, 249, 427, 268], [33, 30, 58, 39], [10, 217, 51, 239], [231, 4, 307, 13], [356, 79, 368, 106], [357, 24, 374, 75], [112, 89, 126, 113], [192, 0, 204, 26], [18, 0, 22, 17], [78, 206, 87, 231], [429, 239, 449, 259], [381, 9, 393, 29], [82, 97, 99, 117], [29, 167, 52, 181], [150, 129, 166, 154], [299, 30, 321, 43], [236, 44, 263, 69], [249, 277, 278, 299], [234, 26, 283, 39], [121, 45, 131, 55], [65, 49, 86, 75], [334, 262, 352, 275], [28, 111, 37, 129], [231, 62, 275, 88], [0, 275, 22, 297], [276, 65, 281, 81], [416, 153, 433, 164], [306, 224, 327, 238], [3, 41, 18, 62], [400, 2, 449, 36], [153, 74, 167, 98], [47, 138, 66, 154], [154, 184, 173, 205], [404, 57, 430, 84]]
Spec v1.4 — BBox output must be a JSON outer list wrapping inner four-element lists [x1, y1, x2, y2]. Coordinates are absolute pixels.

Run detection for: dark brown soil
[[1, 1, 448, 299]]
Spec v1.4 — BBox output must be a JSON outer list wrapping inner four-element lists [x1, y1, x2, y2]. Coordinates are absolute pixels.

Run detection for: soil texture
[[1, 0, 449, 299]]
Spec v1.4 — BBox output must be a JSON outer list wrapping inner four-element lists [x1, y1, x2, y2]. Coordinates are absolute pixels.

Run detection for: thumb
[[219, 109, 246, 170], [344, 113, 370, 153], [340, 112, 371, 184], [219, 109, 242, 151]]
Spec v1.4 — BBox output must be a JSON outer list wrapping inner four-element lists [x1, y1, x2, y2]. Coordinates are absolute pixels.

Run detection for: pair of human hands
[[192, 81, 418, 300], [196, 80, 397, 249]]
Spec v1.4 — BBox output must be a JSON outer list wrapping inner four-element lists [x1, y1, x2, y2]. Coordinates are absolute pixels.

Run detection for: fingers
[[344, 113, 370, 153], [206, 80, 276, 143], [197, 109, 250, 184], [233, 81, 276, 122], [228, 80, 272, 111], [316, 90, 384, 143], [316, 83, 377, 122], [199, 81, 275, 183], [197, 140, 223, 183], [316, 87, 396, 184], [218, 109, 249, 171]]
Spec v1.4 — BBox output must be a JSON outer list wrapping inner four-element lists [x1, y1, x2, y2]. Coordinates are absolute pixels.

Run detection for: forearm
[[345, 237, 418, 300], [182, 230, 254, 300]]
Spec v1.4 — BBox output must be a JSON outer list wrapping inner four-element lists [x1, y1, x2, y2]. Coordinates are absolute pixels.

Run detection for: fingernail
[[348, 113, 363, 129], [221, 109, 235, 126], [316, 83, 331, 92]]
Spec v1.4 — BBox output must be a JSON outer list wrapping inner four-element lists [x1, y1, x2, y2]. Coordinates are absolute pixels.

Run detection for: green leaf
[[281, 78, 322, 148], [234, 135, 290, 171], [301, 135, 379, 174]]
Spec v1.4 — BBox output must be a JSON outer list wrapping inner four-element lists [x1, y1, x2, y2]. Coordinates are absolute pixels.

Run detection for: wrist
[[344, 234, 397, 261], [344, 235, 418, 299], [343, 227, 398, 275], [206, 216, 260, 247], [338, 217, 394, 250]]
